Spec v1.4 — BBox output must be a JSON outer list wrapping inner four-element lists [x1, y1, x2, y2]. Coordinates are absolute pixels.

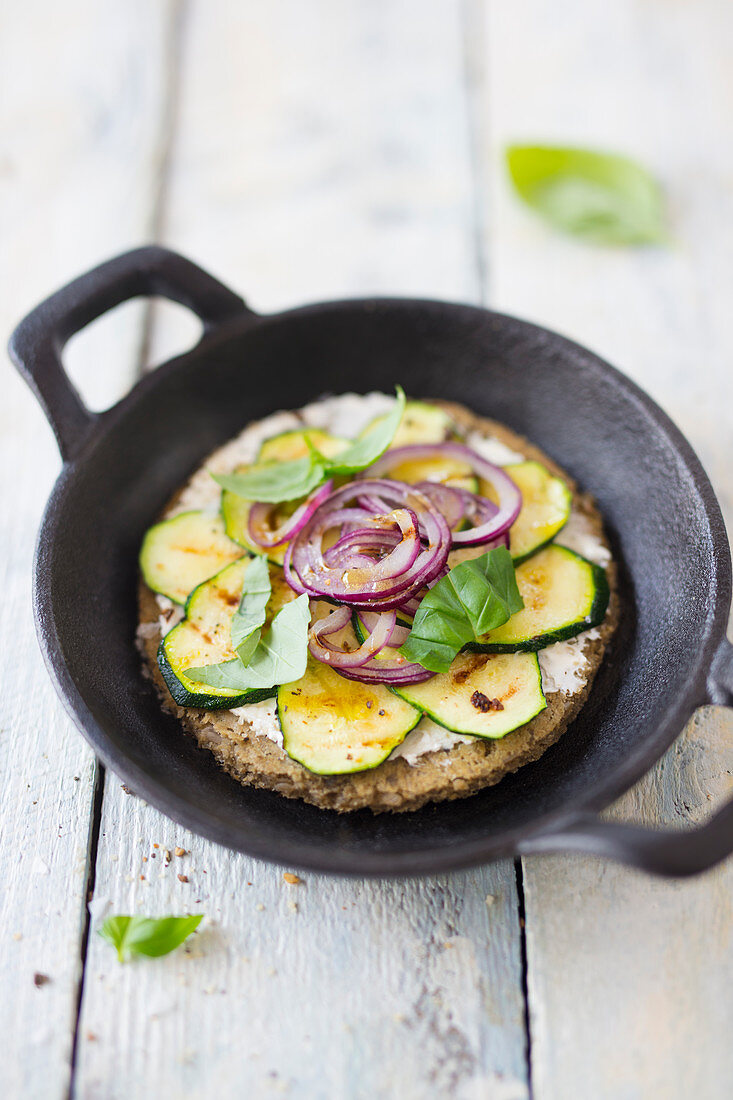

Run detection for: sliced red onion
[[357, 609, 411, 648], [414, 481, 466, 530], [287, 479, 451, 607], [247, 478, 335, 549], [308, 605, 396, 668], [324, 526, 401, 565], [282, 541, 308, 595], [336, 656, 435, 685], [323, 510, 420, 581], [364, 443, 522, 546]]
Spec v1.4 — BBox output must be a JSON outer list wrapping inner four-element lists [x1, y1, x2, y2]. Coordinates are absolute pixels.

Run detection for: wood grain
[[77, 801, 527, 1099], [484, 1, 733, 1095], [76, 3, 529, 1098], [6, 0, 733, 1096], [0, 3, 175, 1097]]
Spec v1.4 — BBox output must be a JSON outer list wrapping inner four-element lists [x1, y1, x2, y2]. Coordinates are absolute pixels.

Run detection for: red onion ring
[[247, 478, 335, 549], [336, 653, 435, 685], [364, 443, 522, 546], [356, 609, 411, 648], [287, 479, 451, 608], [413, 481, 467, 530], [323, 509, 420, 580], [308, 605, 396, 668]]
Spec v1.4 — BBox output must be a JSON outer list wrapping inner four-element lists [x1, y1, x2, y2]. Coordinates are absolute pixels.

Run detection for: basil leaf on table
[[98, 914, 203, 963], [399, 547, 524, 673], [505, 145, 667, 245], [186, 593, 310, 690], [229, 555, 271, 664], [211, 386, 406, 504]]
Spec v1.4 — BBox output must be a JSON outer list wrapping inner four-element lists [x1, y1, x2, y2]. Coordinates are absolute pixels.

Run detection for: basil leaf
[[214, 454, 326, 504], [230, 555, 271, 663], [212, 387, 405, 504], [186, 593, 310, 690], [506, 145, 667, 245], [316, 386, 406, 474], [399, 547, 523, 673], [98, 914, 203, 963]]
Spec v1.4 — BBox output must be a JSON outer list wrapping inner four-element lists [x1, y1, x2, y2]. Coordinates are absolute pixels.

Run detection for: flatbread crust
[[137, 401, 618, 813]]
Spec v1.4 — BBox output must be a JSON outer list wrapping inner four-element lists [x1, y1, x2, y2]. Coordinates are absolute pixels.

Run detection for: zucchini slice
[[139, 511, 244, 605], [221, 428, 348, 566], [258, 427, 349, 463], [394, 651, 546, 738], [221, 483, 289, 566], [360, 400, 458, 447], [446, 461, 572, 569], [278, 655, 421, 775], [468, 544, 609, 653], [158, 558, 297, 709], [497, 461, 572, 563], [380, 452, 479, 494]]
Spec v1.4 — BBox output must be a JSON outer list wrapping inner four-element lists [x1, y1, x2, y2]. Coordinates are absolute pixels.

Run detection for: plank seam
[[514, 858, 535, 1100], [137, 0, 189, 374], [67, 760, 106, 1100], [67, 7, 187, 1088], [460, 0, 490, 302]]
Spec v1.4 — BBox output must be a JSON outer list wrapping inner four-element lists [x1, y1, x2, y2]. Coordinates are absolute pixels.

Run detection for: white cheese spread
[[156, 595, 184, 636], [148, 392, 610, 763], [300, 391, 394, 438], [556, 511, 611, 566], [390, 718, 475, 764], [537, 628, 600, 695], [466, 431, 525, 466], [230, 699, 284, 747]]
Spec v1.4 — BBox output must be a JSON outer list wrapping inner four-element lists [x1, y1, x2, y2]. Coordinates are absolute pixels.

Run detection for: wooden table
[[3, 3, 732, 1097]]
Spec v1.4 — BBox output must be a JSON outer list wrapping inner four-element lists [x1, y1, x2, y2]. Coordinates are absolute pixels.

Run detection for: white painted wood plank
[[77, 801, 527, 1100], [78, 3, 530, 1097], [146, 0, 481, 368], [525, 709, 733, 1100], [484, 1, 733, 1095], [0, 4, 175, 1097]]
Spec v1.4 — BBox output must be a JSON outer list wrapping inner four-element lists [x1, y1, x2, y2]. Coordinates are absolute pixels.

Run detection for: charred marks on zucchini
[[451, 653, 490, 684], [471, 691, 504, 713]]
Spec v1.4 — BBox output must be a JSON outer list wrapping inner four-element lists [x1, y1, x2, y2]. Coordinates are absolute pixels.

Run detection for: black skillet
[[10, 246, 733, 878]]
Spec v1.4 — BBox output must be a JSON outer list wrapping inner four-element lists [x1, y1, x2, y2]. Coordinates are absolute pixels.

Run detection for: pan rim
[[31, 296, 732, 874]]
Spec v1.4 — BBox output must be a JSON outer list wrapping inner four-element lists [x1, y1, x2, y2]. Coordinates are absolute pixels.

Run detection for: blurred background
[[3, 3, 733, 1098]]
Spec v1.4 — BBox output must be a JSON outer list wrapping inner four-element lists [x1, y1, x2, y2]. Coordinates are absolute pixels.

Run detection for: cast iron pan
[[9, 247, 733, 877]]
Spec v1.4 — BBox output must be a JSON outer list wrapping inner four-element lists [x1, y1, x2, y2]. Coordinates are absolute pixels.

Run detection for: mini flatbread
[[137, 401, 618, 813]]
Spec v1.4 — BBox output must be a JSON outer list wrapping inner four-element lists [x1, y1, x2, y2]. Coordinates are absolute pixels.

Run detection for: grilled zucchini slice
[[394, 651, 546, 738], [278, 611, 420, 775], [257, 428, 349, 463], [139, 511, 243, 605], [468, 544, 609, 653], [278, 657, 421, 775], [158, 559, 296, 709], [503, 461, 572, 563], [384, 450, 479, 494], [360, 400, 458, 447]]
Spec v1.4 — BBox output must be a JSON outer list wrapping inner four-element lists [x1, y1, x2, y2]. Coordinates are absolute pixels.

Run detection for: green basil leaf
[[98, 914, 203, 963], [214, 454, 326, 504], [186, 593, 310, 690], [212, 387, 405, 504], [316, 386, 406, 474], [399, 547, 523, 673], [506, 145, 667, 245], [230, 555, 271, 663]]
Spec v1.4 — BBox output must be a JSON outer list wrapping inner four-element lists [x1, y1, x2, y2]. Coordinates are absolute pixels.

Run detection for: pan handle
[[8, 246, 251, 462], [518, 636, 733, 877]]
